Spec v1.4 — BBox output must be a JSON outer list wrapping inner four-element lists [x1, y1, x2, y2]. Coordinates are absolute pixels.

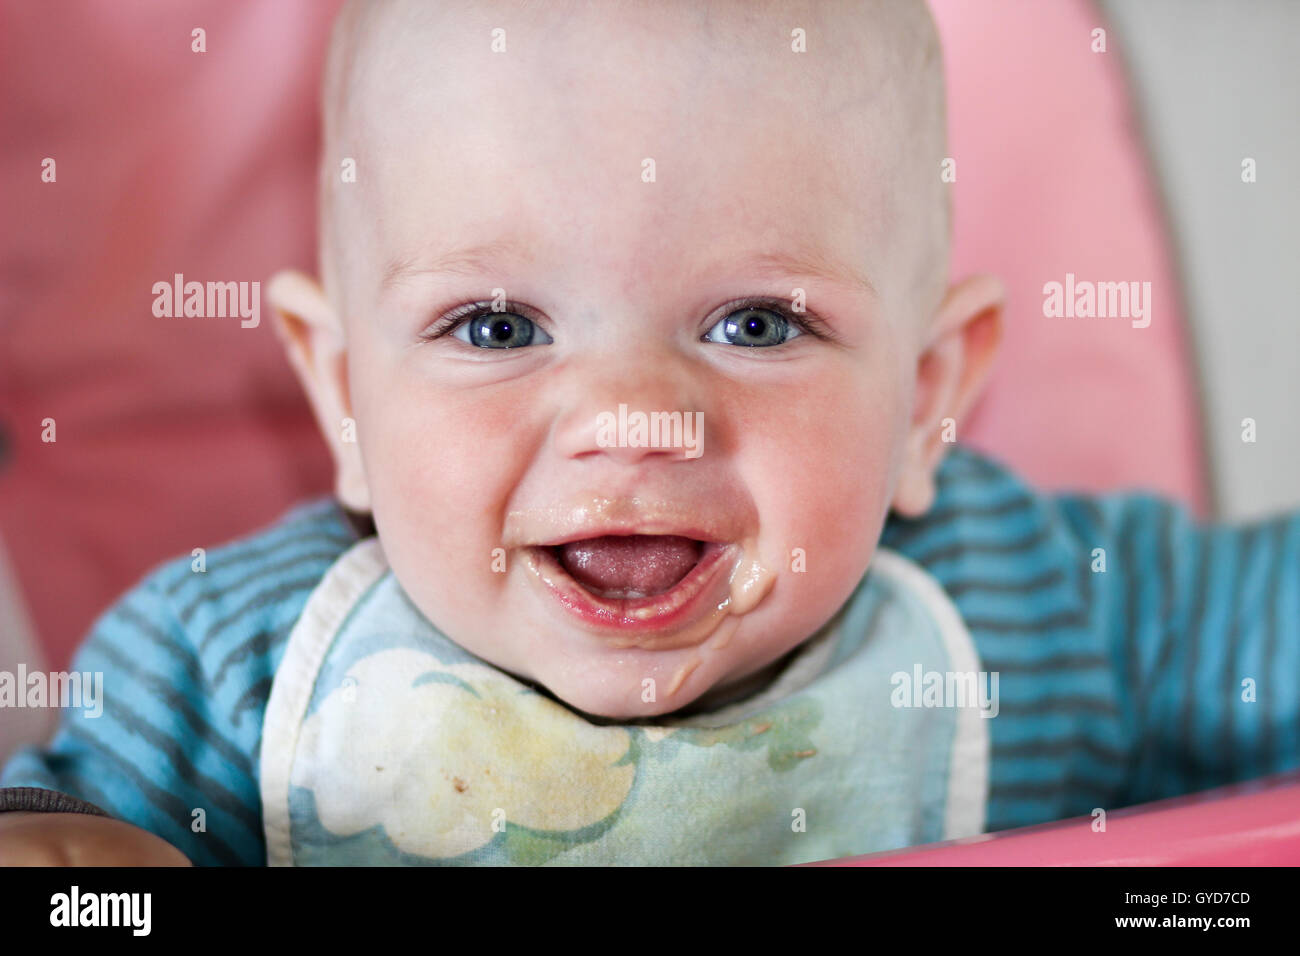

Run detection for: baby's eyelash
[[715, 297, 843, 344], [419, 302, 516, 341], [417, 297, 842, 343]]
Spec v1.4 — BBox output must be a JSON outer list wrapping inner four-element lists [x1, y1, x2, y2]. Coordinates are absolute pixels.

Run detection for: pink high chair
[[820, 770, 1300, 866], [0, 0, 1295, 864]]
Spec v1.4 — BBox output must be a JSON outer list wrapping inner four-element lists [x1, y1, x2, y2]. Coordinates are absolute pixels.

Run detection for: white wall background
[[1099, 0, 1300, 520]]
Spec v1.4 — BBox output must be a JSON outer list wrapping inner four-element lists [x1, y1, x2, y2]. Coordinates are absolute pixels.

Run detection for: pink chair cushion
[[0, 0, 342, 668], [932, 0, 1207, 508], [0, 0, 1205, 669]]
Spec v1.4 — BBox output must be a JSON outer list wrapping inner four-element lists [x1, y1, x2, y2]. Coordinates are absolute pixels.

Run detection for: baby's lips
[[501, 496, 750, 550], [519, 537, 741, 646]]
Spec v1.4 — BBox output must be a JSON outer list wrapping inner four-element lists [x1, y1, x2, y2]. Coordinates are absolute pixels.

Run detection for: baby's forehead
[[331, 0, 935, 151], [321, 0, 946, 313]]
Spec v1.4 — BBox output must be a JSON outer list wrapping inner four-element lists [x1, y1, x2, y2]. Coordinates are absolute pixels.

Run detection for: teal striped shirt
[[3, 445, 1297, 865]]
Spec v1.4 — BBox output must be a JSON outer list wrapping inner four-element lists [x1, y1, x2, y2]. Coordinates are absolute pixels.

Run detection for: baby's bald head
[[317, 0, 949, 338], [272, 1, 1005, 722]]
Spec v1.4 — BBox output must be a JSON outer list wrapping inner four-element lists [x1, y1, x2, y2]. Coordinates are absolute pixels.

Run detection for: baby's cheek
[[778, 451, 884, 590], [747, 382, 897, 599], [353, 395, 452, 555], [366, 368, 508, 493]]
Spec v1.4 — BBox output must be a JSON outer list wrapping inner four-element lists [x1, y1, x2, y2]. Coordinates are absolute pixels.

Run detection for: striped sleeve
[[0, 497, 358, 866], [1052, 488, 1300, 808], [881, 446, 1300, 831]]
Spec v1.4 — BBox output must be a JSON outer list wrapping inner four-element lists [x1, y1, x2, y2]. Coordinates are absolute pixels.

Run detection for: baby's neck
[[559, 648, 800, 727], [671, 650, 799, 717]]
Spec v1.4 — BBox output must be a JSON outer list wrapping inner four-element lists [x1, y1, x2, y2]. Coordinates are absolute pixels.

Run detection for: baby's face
[[303, 0, 958, 718]]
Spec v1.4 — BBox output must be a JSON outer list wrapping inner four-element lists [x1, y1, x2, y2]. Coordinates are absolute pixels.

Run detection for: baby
[[1, 0, 1297, 866]]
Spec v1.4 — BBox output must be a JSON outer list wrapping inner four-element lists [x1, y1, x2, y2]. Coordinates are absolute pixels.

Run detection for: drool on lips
[[556, 535, 703, 597]]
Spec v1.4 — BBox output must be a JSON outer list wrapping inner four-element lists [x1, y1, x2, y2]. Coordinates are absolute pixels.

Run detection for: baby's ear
[[267, 270, 372, 513], [891, 274, 1004, 517]]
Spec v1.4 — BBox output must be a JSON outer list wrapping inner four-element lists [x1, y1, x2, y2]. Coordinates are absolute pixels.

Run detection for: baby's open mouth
[[520, 534, 737, 643], [551, 534, 704, 600]]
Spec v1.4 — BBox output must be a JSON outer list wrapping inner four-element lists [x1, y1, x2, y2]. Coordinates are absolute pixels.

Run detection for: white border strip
[[869, 548, 990, 841], [259, 538, 388, 866]]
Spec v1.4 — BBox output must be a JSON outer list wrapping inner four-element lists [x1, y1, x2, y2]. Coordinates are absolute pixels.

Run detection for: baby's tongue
[[559, 535, 702, 596]]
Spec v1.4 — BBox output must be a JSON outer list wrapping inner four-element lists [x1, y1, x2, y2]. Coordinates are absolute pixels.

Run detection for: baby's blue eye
[[702, 306, 802, 347], [453, 311, 553, 349]]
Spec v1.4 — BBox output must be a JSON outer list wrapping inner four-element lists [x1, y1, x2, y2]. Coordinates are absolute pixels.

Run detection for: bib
[[260, 539, 988, 865]]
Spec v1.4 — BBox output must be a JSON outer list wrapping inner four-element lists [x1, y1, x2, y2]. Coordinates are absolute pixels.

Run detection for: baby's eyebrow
[[735, 249, 878, 300], [380, 239, 876, 300], [381, 237, 534, 292]]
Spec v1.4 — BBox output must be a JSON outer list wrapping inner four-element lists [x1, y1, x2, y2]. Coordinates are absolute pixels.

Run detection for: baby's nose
[[550, 351, 708, 465]]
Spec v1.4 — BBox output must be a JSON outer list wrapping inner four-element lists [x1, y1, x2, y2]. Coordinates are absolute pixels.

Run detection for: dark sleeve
[[0, 786, 110, 817]]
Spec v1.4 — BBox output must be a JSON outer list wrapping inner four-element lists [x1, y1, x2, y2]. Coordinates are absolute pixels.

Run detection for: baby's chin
[[509, 638, 792, 723]]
